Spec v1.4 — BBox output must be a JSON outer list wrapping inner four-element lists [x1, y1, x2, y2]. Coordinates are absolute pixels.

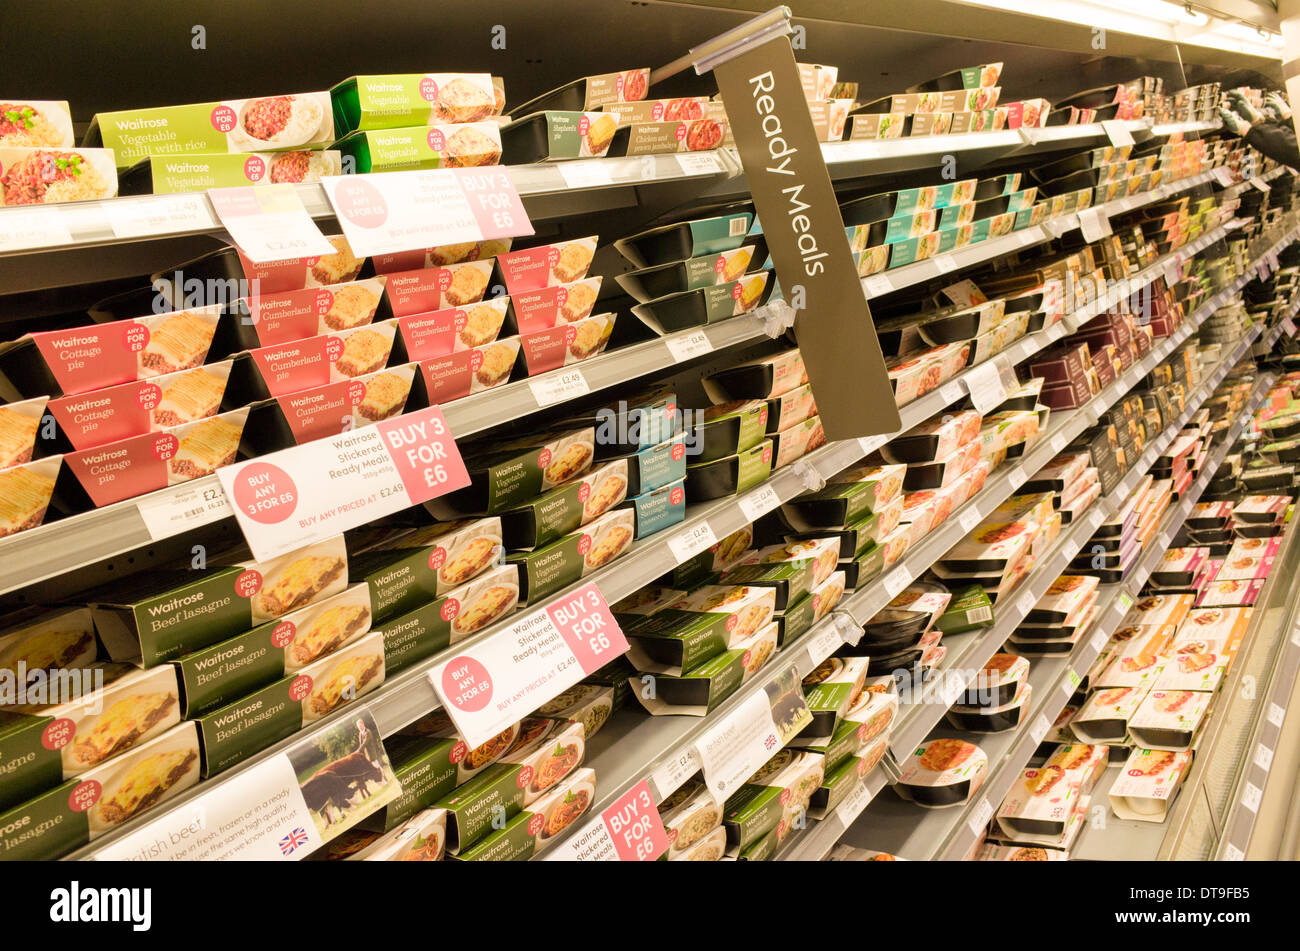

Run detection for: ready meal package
[[244, 363, 415, 451], [798, 656, 871, 741], [0, 100, 74, 147], [626, 636, 759, 716], [624, 584, 777, 675], [0, 147, 118, 205], [331, 74, 502, 134], [614, 243, 765, 303], [508, 507, 636, 604], [499, 459, 629, 550], [895, 739, 987, 808], [120, 149, 343, 194], [438, 717, 586, 853], [195, 631, 386, 777], [536, 683, 615, 740], [1108, 747, 1193, 822], [416, 338, 519, 402], [723, 750, 825, 853], [90, 535, 349, 666], [614, 212, 755, 270], [342, 807, 448, 861], [381, 260, 495, 317], [517, 313, 616, 376], [996, 762, 1086, 842], [86, 92, 336, 169], [631, 272, 772, 334], [0, 306, 222, 400], [154, 236, 365, 307], [0, 662, 181, 811], [0, 395, 46, 469], [659, 780, 723, 859], [427, 427, 595, 518], [1128, 689, 1210, 750], [0, 722, 200, 860], [501, 111, 622, 162], [396, 712, 521, 790], [365, 517, 504, 600], [512, 68, 650, 114], [453, 767, 596, 861], [393, 299, 510, 363], [0, 606, 99, 712], [238, 320, 400, 399], [335, 124, 503, 172], [1069, 685, 1149, 744]]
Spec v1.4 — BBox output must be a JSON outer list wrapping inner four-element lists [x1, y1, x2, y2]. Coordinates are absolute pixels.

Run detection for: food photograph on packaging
[[1, 0, 1299, 913]]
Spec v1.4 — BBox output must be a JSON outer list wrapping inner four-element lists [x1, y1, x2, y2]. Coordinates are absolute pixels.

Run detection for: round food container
[[895, 738, 988, 808], [947, 681, 1033, 733]]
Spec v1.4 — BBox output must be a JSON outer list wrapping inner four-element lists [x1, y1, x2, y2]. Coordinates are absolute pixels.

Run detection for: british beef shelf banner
[[713, 37, 901, 439]]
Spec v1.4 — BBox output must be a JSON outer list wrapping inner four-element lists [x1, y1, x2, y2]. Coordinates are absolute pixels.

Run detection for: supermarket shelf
[[0, 308, 781, 597], [933, 370, 1274, 862], [65, 208, 1298, 861], [0, 151, 743, 294], [835, 336, 1268, 861], [777, 301, 1276, 860]]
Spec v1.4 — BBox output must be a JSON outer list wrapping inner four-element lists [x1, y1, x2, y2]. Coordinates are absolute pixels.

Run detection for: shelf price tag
[[1030, 714, 1051, 745], [933, 255, 958, 274], [694, 666, 812, 800], [429, 582, 629, 747], [1223, 843, 1246, 861], [557, 159, 614, 189], [959, 507, 983, 534], [1241, 782, 1263, 814], [967, 797, 994, 836], [137, 480, 234, 541], [883, 566, 913, 599], [1283, 317, 1297, 337], [939, 381, 964, 405], [1254, 744, 1274, 773], [665, 330, 713, 363], [321, 168, 533, 258], [1100, 120, 1135, 148], [544, 780, 671, 861], [668, 521, 718, 564], [206, 184, 336, 263], [1066, 668, 1081, 692], [739, 484, 781, 523], [217, 405, 469, 561], [863, 273, 893, 297], [1268, 703, 1286, 729], [1250, 176, 1271, 192], [649, 748, 701, 801], [105, 194, 216, 239], [529, 368, 590, 407], [1078, 207, 1113, 243], [834, 776, 876, 827], [0, 206, 73, 252], [674, 152, 725, 175], [804, 622, 845, 671], [964, 359, 1008, 415]]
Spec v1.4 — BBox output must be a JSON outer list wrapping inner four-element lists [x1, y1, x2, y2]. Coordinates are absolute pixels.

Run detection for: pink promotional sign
[[431, 582, 629, 748], [217, 404, 469, 560], [321, 168, 534, 259], [599, 781, 670, 861]]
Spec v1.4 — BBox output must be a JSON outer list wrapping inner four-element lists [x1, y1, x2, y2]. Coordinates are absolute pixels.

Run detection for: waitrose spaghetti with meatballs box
[[90, 536, 349, 666], [452, 766, 596, 861], [85, 92, 336, 169], [195, 630, 386, 777]]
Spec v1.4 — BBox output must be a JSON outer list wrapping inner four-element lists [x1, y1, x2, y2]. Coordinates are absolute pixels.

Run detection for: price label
[[1008, 466, 1026, 490], [668, 522, 718, 563], [1050, 433, 1068, 454], [858, 435, 885, 456], [544, 780, 670, 862], [649, 748, 701, 800], [558, 160, 615, 189], [137, 480, 234, 540], [1268, 703, 1286, 729], [1091, 629, 1109, 652], [1015, 229, 1038, 248], [964, 359, 1008, 415], [967, 797, 994, 835], [1250, 176, 1271, 192], [1242, 782, 1263, 814], [1118, 591, 1134, 611], [739, 484, 781, 523], [834, 776, 876, 826], [941, 675, 966, 707], [934, 255, 958, 274], [1015, 590, 1037, 619], [694, 671, 811, 799], [429, 582, 628, 747], [105, 194, 216, 239], [665, 330, 713, 363], [1254, 744, 1274, 773], [883, 567, 913, 599], [674, 152, 725, 175], [0, 206, 73, 251], [1101, 119, 1135, 148], [1223, 843, 1246, 862], [805, 623, 845, 671], [1030, 714, 1051, 745], [939, 381, 964, 405], [1045, 214, 1078, 238], [863, 273, 894, 298], [1066, 668, 1081, 691], [529, 368, 590, 407], [206, 184, 336, 263], [959, 507, 982, 534], [1284, 318, 1297, 337], [1079, 207, 1113, 243]]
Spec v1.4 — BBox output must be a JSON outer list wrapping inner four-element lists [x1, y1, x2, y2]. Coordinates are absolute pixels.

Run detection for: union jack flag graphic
[[279, 827, 309, 855]]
